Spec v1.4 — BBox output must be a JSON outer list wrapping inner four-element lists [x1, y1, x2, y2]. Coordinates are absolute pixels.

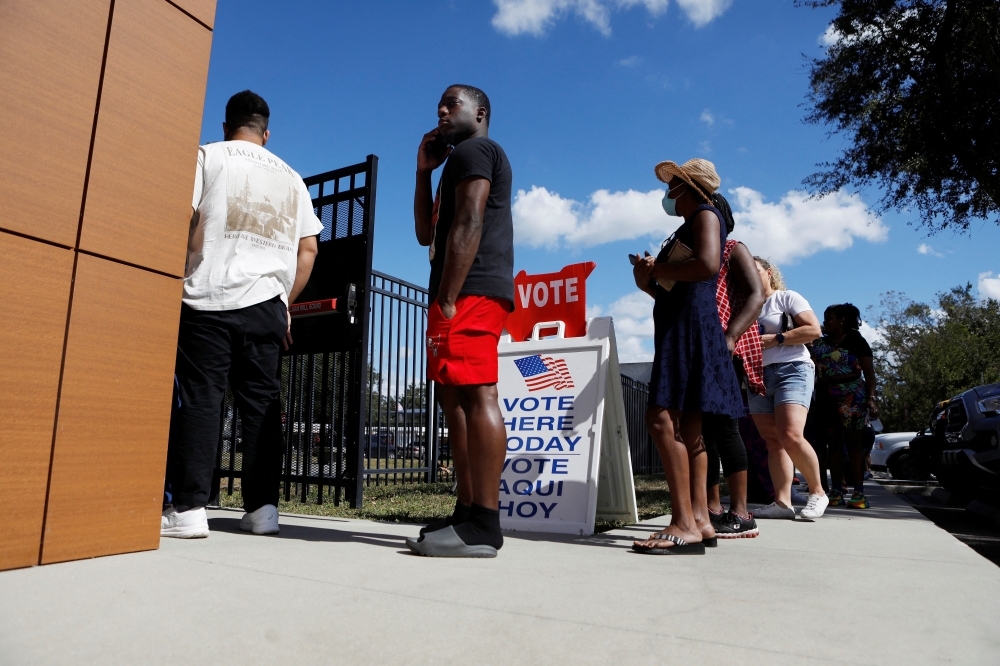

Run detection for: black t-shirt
[[428, 137, 514, 307], [839, 329, 873, 359]]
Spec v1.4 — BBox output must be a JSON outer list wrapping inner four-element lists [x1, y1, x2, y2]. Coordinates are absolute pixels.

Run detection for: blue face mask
[[661, 190, 680, 217]]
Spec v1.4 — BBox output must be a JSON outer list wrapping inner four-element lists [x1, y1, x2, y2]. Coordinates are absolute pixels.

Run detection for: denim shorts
[[749, 361, 815, 414]]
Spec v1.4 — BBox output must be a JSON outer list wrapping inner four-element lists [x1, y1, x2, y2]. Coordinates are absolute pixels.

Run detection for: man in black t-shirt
[[407, 85, 514, 558]]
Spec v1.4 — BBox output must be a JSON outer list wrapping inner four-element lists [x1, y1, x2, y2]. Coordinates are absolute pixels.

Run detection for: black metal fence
[[621, 375, 662, 476], [363, 271, 451, 486]]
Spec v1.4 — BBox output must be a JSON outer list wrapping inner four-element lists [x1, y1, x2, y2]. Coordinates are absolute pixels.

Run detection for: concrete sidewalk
[[2, 483, 998, 665]]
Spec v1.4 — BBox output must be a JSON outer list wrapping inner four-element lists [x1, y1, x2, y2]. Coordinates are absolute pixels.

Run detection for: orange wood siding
[[2, 0, 214, 569], [0, 0, 111, 246], [79, 0, 212, 276], [41, 255, 182, 564], [168, 0, 217, 29], [0, 233, 74, 571]]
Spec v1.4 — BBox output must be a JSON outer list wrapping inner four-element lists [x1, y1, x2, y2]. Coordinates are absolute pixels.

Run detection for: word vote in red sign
[[504, 262, 596, 342]]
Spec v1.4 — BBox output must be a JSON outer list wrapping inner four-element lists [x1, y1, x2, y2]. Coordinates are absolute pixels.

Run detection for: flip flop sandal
[[632, 532, 706, 555], [704, 536, 718, 548]]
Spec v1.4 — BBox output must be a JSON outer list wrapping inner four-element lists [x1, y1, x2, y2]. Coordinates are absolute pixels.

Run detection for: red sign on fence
[[504, 262, 596, 342]]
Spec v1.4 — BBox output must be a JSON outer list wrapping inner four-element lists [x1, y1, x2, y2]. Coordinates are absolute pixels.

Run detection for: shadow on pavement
[[502, 530, 619, 542], [207, 517, 408, 549]]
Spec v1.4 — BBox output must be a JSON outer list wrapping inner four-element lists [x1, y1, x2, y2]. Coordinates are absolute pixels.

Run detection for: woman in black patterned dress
[[631, 159, 744, 555]]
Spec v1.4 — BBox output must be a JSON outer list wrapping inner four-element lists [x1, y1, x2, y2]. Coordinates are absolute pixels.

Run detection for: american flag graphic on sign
[[513, 355, 575, 392]]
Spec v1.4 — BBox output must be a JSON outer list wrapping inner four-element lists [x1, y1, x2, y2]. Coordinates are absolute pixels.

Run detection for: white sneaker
[[240, 504, 279, 535], [800, 493, 830, 519], [161, 506, 209, 538]]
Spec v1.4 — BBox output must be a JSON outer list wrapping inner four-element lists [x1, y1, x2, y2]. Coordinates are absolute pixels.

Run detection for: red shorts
[[426, 295, 509, 385]]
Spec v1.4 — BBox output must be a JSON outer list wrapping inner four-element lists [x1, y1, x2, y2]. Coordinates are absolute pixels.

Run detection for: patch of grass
[[218, 481, 457, 524], [594, 474, 672, 532], [217, 474, 677, 532]]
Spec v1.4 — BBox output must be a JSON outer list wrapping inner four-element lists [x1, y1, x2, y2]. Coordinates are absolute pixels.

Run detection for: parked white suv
[[870, 431, 920, 479]]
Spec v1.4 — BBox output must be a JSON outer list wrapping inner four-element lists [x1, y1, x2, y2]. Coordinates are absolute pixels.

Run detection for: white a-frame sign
[[496, 317, 638, 535]]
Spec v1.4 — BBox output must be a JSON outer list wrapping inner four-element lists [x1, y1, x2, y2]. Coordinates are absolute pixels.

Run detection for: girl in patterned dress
[[812, 304, 878, 509]]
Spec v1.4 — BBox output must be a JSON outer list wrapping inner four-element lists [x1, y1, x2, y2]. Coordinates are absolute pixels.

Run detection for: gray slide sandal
[[405, 526, 498, 558]]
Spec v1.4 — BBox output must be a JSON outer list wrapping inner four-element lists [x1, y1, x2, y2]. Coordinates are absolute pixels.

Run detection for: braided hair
[[711, 192, 736, 234]]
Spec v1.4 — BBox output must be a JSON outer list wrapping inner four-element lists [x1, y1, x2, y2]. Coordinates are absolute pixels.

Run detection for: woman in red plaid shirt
[[703, 194, 767, 538]]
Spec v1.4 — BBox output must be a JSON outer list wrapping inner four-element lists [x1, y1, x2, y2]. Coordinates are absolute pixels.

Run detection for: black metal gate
[[213, 156, 378, 508]]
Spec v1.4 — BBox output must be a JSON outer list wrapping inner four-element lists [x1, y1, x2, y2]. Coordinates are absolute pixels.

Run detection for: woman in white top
[[749, 258, 829, 520]]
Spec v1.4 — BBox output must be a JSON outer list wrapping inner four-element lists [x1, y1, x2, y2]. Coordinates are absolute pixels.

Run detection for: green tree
[[798, 0, 1000, 232], [869, 285, 1000, 430]]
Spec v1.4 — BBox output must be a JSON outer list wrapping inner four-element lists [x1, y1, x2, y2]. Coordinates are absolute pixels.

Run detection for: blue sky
[[200, 0, 1000, 360]]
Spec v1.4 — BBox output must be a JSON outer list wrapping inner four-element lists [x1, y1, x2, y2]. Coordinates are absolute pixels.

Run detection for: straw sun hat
[[654, 158, 720, 203]]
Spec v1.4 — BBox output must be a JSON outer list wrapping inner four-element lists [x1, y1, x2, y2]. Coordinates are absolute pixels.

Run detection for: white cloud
[[699, 109, 715, 126], [859, 321, 885, 346], [605, 291, 656, 362], [729, 187, 888, 264], [978, 272, 1000, 302], [675, 0, 732, 27], [819, 23, 841, 46], [512, 183, 888, 264], [618, 55, 643, 66], [491, 0, 728, 37], [512, 185, 667, 248], [917, 243, 944, 257]]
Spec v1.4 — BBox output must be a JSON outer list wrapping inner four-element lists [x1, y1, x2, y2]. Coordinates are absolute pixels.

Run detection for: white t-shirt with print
[[758, 290, 814, 367], [183, 140, 324, 311]]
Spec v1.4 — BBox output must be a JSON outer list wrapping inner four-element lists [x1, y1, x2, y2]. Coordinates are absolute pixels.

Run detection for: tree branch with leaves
[[799, 0, 1000, 233]]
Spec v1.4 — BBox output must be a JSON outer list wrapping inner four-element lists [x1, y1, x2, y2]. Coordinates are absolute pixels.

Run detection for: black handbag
[[780, 311, 796, 334]]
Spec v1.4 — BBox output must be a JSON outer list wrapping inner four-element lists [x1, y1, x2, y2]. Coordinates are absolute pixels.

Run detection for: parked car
[[908, 400, 950, 481], [364, 433, 396, 458], [870, 431, 920, 479], [911, 384, 1000, 497]]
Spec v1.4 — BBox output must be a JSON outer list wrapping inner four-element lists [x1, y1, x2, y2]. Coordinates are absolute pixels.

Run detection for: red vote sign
[[504, 262, 596, 342]]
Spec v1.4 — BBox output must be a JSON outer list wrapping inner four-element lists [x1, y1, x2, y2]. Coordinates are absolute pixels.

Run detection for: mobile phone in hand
[[428, 135, 450, 160]]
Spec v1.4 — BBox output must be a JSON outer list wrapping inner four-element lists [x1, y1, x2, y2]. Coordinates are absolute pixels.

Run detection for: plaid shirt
[[716, 240, 765, 395]]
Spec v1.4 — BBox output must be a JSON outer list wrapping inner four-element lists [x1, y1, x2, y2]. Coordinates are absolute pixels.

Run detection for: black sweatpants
[[704, 413, 748, 487], [164, 296, 286, 512]]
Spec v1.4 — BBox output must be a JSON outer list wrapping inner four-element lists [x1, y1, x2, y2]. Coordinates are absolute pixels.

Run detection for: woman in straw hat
[[631, 158, 745, 555]]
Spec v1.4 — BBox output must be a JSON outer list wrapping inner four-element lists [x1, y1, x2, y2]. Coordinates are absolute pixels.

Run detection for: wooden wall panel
[[41, 255, 182, 564], [0, 0, 111, 246], [0, 233, 74, 571], [79, 0, 212, 276], [169, 0, 217, 29]]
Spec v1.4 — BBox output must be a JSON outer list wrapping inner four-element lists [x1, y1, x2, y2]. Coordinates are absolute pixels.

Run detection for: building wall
[[0, 0, 215, 571]]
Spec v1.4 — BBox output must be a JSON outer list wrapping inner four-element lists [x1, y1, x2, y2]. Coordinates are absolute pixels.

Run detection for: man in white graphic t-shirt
[[161, 91, 323, 539]]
